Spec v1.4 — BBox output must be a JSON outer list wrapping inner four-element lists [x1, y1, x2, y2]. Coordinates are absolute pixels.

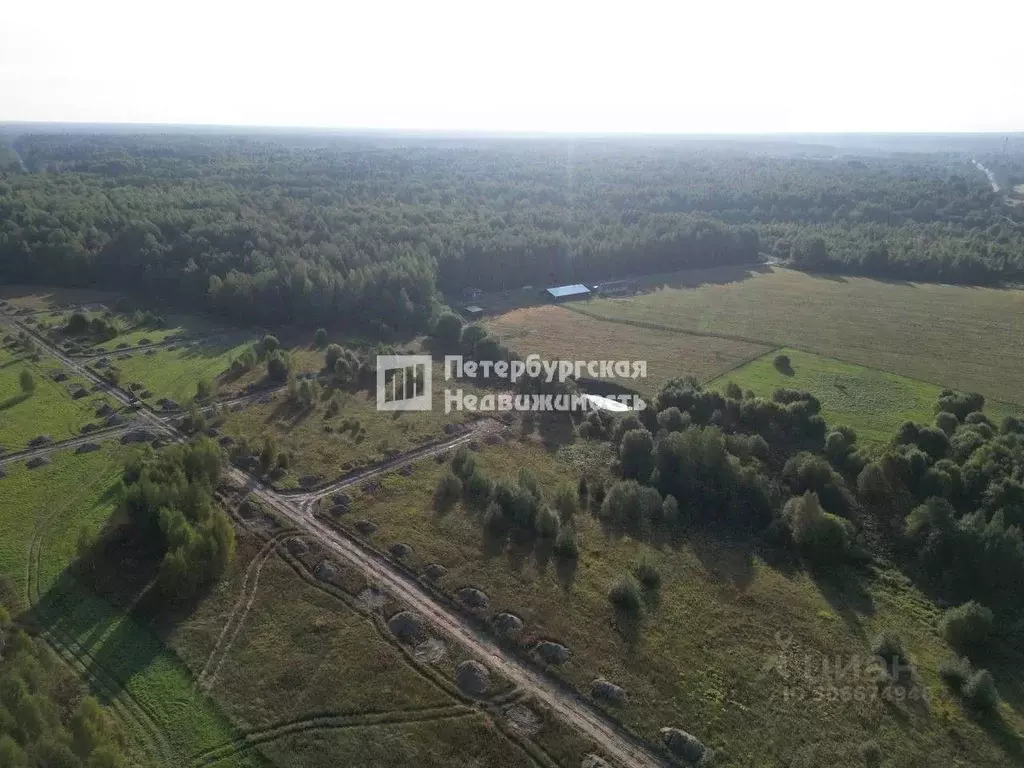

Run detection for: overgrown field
[[0, 343, 119, 450], [219, 379, 479, 488], [572, 267, 1024, 405], [487, 304, 770, 394], [322, 437, 1024, 768], [707, 348, 1020, 450]]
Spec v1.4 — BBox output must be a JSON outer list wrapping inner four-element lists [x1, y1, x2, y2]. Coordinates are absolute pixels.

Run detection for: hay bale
[[457, 587, 489, 609], [535, 641, 571, 665], [75, 442, 101, 455], [455, 660, 491, 695], [423, 563, 448, 581], [121, 429, 153, 444], [660, 728, 706, 764], [387, 611, 425, 643], [26, 456, 52, 469], [315, 560, 341, 585], [590, 679, 628, 705], [492, 613, 525, 638], [581, 755, 610, 768], [355, 520, 378, 536], [286, 539, 309, 556], [389, 543, 412, 559]]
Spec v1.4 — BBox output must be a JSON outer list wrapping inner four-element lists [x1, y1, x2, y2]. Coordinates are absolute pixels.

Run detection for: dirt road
[[13, 318, 669, 768]]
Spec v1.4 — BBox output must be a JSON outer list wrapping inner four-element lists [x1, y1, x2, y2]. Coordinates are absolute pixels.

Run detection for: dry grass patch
[[487, 305, 770, 394]]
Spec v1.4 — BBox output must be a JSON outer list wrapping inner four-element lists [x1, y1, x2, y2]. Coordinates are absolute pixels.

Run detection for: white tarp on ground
[[583, 393, 632, 412]]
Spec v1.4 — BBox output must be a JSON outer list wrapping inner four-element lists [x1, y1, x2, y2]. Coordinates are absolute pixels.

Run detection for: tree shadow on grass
[[688, 532, 757, 592], [0, 392, 31, 410], [810, 566, 876, 642], [23, 525, 212, 711]]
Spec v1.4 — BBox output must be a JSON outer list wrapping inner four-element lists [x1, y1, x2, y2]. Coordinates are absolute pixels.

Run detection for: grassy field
[[0, 344, 119, 450], [219, 378, 479, 488], [0, 420, 586, 767], [0, 445, 255, 767], [112, 337, 255, 404], [325, 436, 1024, 768], [706, 348, 1017, 450], [571, 267, 1024, 405], [487, 304, 770, 395]]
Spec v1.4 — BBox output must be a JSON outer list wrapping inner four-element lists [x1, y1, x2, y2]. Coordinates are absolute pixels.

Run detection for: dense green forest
[[1, 131, 1023, 332]]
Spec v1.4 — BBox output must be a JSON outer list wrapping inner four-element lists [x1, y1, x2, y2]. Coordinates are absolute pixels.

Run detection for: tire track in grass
[[198, 530, 297, 692], [233, 514, 560, 768], [18, 317, 665, 768], [24, 462, 174, 766], [187, 705, 475, 767]]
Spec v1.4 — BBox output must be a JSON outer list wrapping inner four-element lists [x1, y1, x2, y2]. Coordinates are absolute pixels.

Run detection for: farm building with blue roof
[[544, 284, 592, 301]]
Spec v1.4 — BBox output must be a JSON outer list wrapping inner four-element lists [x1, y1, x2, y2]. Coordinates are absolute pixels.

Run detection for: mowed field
[[0, 343, 119, 450], [325, 436, 1024, 768], [487, 304, 771, 394], [708, 348, 1020, 450], [571, 267, 1024, 406], [112, 337, 255, 404]]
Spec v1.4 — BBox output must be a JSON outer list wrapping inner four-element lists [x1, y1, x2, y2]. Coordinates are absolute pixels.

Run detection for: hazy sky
[[2, 0, 1022, 133]]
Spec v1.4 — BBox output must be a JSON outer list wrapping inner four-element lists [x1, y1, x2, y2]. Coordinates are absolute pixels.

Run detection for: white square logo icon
[[376, 355, 432, 411]]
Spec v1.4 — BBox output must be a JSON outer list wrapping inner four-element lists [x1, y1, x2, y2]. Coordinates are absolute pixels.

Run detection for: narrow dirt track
[[13, 318, 669, 768]]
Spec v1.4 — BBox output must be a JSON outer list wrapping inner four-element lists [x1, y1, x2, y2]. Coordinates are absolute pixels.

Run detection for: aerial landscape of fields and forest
[[1, 127, 1024, 768]]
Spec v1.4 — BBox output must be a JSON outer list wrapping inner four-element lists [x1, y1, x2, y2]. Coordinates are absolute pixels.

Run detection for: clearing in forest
[[707, 348, 1020, 450], [575, 267, 1024, 405]]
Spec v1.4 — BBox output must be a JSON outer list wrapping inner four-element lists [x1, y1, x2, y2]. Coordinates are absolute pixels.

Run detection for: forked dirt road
[[13, 318, 668, 768]]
